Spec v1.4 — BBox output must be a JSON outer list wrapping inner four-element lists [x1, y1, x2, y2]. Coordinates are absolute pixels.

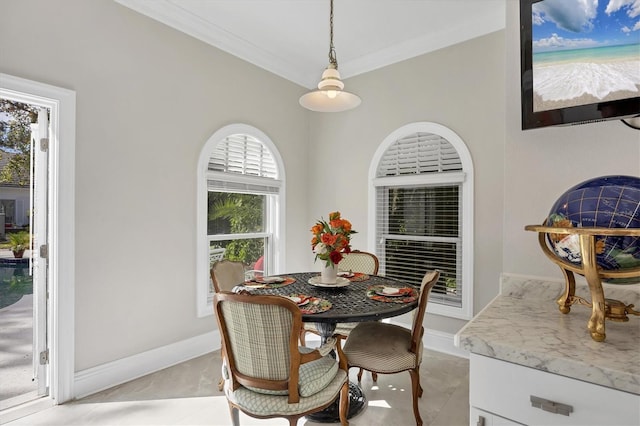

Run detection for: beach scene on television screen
[[532, 0, 640, 112]]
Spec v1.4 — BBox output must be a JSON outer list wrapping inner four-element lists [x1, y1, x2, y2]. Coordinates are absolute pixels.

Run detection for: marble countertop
[[456, 274, 640, 395]]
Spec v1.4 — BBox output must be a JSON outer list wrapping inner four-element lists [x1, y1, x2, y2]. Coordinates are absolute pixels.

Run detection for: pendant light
[[299, 0, 361, 112]]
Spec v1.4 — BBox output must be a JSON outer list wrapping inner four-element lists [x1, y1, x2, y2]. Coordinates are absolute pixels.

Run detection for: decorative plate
[[308, 276, 351, 288], [257, 276, 285, 283], [299, 297, 332, 314], [244, 276, 296, 288], [284, 294, 310, 306], [367, 284, 418, 304], [374, 286, 410, 297], [338, 272, 370, 282]]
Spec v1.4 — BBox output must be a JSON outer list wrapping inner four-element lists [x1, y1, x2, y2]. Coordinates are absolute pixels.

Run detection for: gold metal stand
[[525, 225, 640, 342]]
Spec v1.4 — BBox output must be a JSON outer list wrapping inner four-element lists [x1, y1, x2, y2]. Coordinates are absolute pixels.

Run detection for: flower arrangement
[[311, 211, 357, 266]]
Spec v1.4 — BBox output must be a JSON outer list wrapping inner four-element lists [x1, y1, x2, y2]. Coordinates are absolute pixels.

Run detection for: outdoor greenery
[[8, 231, 30, 253], [0, 100, 39, 186], [208, 192, 265, 265]]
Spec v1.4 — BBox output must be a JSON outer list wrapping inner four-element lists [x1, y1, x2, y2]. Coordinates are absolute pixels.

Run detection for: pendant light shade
[[299, 0, 361, 112]]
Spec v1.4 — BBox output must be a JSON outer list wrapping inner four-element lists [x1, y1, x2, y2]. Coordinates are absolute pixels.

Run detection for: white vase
[[320, 262, 338, 284]]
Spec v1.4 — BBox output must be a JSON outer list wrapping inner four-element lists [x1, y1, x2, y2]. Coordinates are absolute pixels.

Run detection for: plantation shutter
[[374, 132, 464, 308], [207, 134, 281, 194]]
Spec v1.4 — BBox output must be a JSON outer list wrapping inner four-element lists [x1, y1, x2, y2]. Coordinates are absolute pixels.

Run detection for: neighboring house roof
[[0, 149, 29, 188]]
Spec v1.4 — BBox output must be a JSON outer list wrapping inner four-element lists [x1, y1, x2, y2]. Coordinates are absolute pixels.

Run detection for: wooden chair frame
[[344, 270, 440, 426], [214, 292, 349, 426]]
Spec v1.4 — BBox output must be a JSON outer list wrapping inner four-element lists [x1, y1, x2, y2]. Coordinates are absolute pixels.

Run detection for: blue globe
[[545, 175, 640, 281]]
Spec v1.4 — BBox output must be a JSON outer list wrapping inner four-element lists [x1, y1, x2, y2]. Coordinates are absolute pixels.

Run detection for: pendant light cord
[[328, 0, 338, 69]]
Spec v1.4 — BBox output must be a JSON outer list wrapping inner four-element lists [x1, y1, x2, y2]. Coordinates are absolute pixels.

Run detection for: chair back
[[338, 250, 379, 275], [211, 260, 247, 293], [214, 292, 304, 398], [410, 270, 440, 353]]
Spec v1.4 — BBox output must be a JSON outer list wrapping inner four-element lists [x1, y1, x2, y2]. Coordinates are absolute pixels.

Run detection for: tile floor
[[6, 349, 469, 426]]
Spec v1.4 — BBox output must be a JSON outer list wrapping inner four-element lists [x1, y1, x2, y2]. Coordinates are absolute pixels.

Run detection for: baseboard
[[74, 324, 467, 400], [0, 395, 55, 424], [385, 318, 469, 359], [74, 330, 221, 399], [423, 327, 469, 358]]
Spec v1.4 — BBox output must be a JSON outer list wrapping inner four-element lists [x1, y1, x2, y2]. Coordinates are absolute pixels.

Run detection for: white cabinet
[[469, 354, 640, 426], [470, 406, 521, 426]]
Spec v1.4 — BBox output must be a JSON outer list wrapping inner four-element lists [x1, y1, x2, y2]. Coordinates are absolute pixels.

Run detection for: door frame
[[0, 73, 76, 405]]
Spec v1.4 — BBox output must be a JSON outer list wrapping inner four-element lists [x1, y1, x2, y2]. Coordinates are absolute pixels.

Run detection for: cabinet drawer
[[470, 354, 639, 426], [470, 406, 522, 426]]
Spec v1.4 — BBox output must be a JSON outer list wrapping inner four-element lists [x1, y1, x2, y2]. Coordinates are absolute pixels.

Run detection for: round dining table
[[242, 271, 420, 422]]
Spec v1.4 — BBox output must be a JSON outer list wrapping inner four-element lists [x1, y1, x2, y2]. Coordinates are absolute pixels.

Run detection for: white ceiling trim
[[115, 0, 506, 89], [115, 0, 308, 85], [337, 7, 506, 82]]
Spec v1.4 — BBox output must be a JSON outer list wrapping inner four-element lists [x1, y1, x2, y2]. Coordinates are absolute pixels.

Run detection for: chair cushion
[[226, 369, 348, 416], [245, 347, 339, 397], [342, 322, 422, 373]]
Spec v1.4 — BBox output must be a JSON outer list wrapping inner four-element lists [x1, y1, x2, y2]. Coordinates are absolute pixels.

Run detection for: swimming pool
[[0, 260, 32, 309]]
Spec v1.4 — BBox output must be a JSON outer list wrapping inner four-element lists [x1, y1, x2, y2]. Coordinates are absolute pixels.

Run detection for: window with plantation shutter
[[196, 124, 285, 318], [370, 122, 474, 320]]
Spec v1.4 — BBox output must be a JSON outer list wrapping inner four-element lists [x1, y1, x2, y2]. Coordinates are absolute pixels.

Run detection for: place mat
[[338, 272, 370, 282], [299, 297, 332, 314], [366, 285, 418, 304], [243, 276, 296, 289]]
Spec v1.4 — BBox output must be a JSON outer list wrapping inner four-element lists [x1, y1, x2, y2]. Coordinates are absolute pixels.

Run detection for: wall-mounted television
[[520, 0, 640, 130]]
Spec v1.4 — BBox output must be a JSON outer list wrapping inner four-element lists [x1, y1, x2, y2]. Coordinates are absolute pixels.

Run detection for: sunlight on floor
[[367, 399, 391, 408], [5, 349, 470, 426]]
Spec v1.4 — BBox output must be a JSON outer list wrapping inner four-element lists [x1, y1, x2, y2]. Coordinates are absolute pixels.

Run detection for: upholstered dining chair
[[210, 260, 251, 390], [208, 248, 226, 292], [337, 250, 379, 276], [300, 250, 380, 379], [210, 259, 249, 293], [214, 292, 350, 426], [342, 270, 440, 426]]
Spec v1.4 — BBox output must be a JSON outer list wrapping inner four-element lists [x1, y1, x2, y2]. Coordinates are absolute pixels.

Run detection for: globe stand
[[525, 225, 640, 342]]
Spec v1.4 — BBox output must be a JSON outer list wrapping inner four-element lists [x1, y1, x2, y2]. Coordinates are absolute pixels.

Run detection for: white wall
[[306, 31, 507, 334], [1, 0, 637, 379], [503, 1, 640, 278], [0, 0, 311, 371]]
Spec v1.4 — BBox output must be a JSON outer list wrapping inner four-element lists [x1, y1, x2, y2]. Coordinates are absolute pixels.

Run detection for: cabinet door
[[470, 354, 640, 426], [470, 406, 522, 426]]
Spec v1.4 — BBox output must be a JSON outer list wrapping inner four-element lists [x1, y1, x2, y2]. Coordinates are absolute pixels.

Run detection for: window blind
[[374, 131, 463, 308], [208, 134, 278, 179], [377, 132, 462, 177]]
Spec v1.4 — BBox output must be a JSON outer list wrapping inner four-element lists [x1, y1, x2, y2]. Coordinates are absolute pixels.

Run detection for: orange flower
[[329, 219, 342, 229], [321, 233, 339, 246], [311, 211, 357, 265]]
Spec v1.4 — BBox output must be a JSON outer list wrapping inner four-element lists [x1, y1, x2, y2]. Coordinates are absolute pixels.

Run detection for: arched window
[[369, 122, 473, 319], [196, 124, 285, 317]]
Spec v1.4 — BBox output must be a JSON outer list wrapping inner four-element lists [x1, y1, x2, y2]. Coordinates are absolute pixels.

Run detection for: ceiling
[[115, 0, 506, 89]]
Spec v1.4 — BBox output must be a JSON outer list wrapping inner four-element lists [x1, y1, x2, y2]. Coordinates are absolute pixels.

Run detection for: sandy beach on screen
[[534, 86, 640, 111], [533, 57, 640, 112]]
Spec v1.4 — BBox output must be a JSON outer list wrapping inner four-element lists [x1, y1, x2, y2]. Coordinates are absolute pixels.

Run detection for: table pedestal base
[[306, 382, 366, 422]]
